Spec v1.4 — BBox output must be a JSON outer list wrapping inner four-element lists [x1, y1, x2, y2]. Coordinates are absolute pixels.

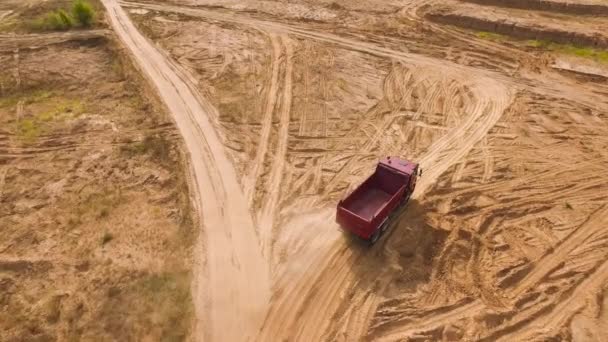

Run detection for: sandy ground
[[113, 0, 608, 340], [0, 1, 197, 341], [4, 0, 608, 340]]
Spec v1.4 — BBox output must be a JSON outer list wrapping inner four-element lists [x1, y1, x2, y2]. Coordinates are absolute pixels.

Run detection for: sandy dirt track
[[104, 0, 608, 341], [101, 1, 269, 341]]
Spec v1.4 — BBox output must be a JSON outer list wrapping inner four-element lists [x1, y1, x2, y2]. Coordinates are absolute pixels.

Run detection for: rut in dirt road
[[100, 1, 270, 341], [244, 33, 281, 203]]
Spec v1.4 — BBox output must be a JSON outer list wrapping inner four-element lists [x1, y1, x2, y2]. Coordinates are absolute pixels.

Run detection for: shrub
[[44, 9, 73, 31], [72, 0, 95, 27]]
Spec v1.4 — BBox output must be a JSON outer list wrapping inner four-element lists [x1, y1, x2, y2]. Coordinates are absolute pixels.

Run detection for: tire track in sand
[[498, 258, 608, 341], [258, 35, 294, 255], [376, 206, 608, 341], [119, 2, 514, 340], [256, 68, 511, 342], [100, 1, 270, 341], [118, 1, 509, 83], [509, 205, 608, 300], [244, 33, 281, 203]]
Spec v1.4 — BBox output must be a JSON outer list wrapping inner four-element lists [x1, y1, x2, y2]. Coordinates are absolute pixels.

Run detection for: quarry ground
[[3, 0, 608, 341]]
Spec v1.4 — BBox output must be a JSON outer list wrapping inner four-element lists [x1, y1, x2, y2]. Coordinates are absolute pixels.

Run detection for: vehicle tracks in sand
[[244, 33, 281, 204], [499, 258, 608, 341], [121, 1, 515, 340], [375, 205, 608, 341], [509, 206, 608, 300], [120, 1, 512, 84], [258, 36, 294, 256], [120, 1, 608, 340], [255, 55, 511, 342], [101, 1, 270, 341]]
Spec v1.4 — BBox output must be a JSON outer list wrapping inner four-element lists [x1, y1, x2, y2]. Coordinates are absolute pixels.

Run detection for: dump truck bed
[[336, 156, 419, 242], [346, 188, 392, 221]]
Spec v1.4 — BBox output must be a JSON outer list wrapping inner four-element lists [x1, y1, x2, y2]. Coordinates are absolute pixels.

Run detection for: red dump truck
[[336, 156, 420, 244]]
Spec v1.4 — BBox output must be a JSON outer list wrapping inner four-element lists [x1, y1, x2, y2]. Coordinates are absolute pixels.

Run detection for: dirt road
[[114, 0, 512, 339], [100, 1, 270, 341], [105, 0, 608, 341]]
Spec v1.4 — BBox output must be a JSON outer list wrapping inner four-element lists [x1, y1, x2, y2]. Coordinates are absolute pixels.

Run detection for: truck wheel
[[369, 229, 381, 245], [401, 193, 411, 207]]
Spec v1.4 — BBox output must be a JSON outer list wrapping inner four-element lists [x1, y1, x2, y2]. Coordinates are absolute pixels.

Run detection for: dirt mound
[[460, 0, 608, 15], [426, 7, 608, 48]]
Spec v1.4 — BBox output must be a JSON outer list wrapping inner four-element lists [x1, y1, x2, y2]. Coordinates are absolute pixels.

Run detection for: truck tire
[[400, 193, 411, 207], [370, 219, 389, 245], [369, 229, 381, 245]]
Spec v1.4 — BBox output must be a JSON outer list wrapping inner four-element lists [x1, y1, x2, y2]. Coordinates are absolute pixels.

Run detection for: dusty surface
[[6, 0, 608, 341], [102, 0, 608, 341], [0, 6, 196, 341], [116, 0, 608, 341], [102, 1, 270, 341]]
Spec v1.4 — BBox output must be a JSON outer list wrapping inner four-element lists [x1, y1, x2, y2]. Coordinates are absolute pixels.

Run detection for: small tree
[[72, 0, 95, 27]]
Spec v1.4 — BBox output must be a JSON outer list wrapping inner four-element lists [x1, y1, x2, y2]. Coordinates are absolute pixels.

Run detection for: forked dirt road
[[101, 1, 270, 341], [103, 1, 514, 341], [101, 0, 608, 340]]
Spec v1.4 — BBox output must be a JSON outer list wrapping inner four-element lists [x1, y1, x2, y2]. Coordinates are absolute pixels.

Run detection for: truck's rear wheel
[[369, 229, 381, 245], [400, 193, 411, 207], [370, 219, 389, 245]]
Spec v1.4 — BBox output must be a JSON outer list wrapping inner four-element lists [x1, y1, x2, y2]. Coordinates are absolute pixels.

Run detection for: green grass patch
[[559, 45, 608, 63], [37, 98, 85, 121], [1, 89, 54, 109], [0, 18, 18, 33], [7, 92, 85, 142], [525, 39, 548, 48], [526, 40, 608, 64], [45, 9, 73, 30], [476, 31, 506, 41], [72, 0, 95, 27], [0, 94, 21, 109], [27, 90, 53, 104], [28, 9, 74, 31], [27, 0, 96, 32], [526, 40, 608, 63], [17, 119, 42, 140], [474, 29, 608, 64]]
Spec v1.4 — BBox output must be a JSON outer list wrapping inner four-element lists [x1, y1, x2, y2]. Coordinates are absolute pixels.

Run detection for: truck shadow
[[342, 199, 449, 295]]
